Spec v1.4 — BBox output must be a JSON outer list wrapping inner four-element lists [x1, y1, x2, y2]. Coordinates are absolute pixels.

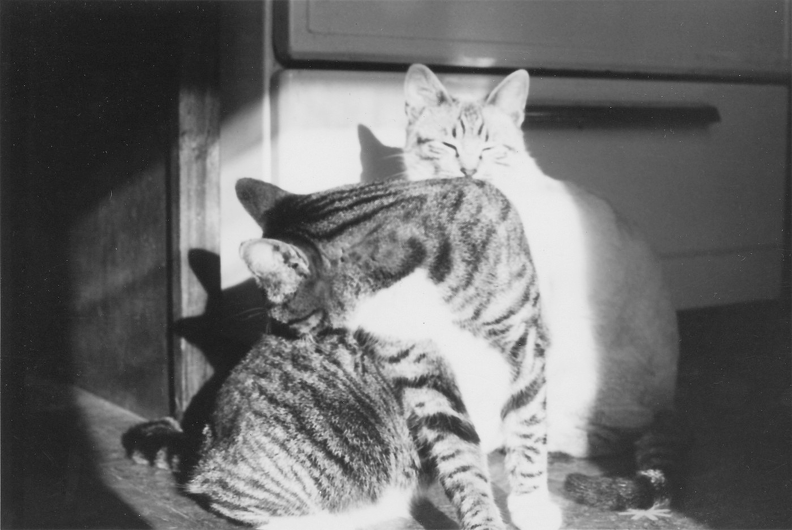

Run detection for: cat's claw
[[507, 492, 563, 530]]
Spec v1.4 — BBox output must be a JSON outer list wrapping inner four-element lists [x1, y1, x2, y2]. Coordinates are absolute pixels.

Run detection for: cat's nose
[[460, 166, 477, 178]]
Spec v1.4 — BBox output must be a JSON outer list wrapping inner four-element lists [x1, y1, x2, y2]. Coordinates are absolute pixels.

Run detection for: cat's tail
[[563, 411, 691, 510], [122, 417, 186, 473]]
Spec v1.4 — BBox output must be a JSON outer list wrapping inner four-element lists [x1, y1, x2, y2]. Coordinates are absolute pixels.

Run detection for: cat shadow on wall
[[358, 124, 405, 184], [175, 249, 254, 375]]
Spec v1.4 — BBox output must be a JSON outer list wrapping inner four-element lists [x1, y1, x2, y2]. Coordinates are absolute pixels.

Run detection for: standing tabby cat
[[401, 64, 684, 509], [126, 177, 562, 530]]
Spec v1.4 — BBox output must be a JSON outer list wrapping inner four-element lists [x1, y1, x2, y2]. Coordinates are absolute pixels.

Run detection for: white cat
[[401, 64, 679, 459]]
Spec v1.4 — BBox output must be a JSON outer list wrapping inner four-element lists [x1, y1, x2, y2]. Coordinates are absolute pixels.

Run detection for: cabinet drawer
[[277, 1, 790, 79], [225, 69, 788, 309]]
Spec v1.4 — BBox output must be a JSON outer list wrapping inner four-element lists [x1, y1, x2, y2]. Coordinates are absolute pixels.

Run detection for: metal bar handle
[[523, 101, 720, 129]]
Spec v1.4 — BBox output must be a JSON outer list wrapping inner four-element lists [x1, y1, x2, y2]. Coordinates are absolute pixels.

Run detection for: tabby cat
[[126, 331, 420, 529], [401, 64, 684, 509], [126, 177, 562, 530]]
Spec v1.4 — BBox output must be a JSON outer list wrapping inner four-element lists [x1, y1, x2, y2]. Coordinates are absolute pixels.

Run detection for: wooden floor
[[15, 301, 792, 529]]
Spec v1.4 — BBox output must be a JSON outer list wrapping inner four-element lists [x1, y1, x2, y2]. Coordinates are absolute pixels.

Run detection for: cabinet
[[278, 0, 790, 79]]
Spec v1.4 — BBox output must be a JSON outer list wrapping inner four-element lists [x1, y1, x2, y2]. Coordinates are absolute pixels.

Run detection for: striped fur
[[402, 64, 685, 512], [238, 177, 561, 530], [125, 331, 420, 529], [186, 331, 419, 527]]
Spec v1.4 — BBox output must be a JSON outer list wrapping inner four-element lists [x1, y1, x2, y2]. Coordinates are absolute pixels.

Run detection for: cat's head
[[237, 179, 351, 335], [236, 178, 427, 336], [403, 64, 530, 181]]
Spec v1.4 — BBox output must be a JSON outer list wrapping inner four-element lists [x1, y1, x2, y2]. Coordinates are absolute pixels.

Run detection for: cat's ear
[[236, 178, 292, 229], [404, 64, 452, 122], [485, 69, 530, 127], [240, 238, 311, 305]]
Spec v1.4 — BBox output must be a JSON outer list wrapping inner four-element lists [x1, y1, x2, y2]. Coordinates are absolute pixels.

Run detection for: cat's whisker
[[383, 170, 409, 180], [223, 308, 268, 324], [380, 153, 406, 161], [227, 307, 266, 317], [238, 314, 265, 322]]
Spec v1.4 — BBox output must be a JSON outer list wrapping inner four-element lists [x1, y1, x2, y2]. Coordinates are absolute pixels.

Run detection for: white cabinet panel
[[266, 69, 787, 309], [279, 0, 790, 78]]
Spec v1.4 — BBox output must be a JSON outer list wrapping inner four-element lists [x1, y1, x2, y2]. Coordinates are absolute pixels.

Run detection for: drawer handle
[[523, 102, 720, 129]]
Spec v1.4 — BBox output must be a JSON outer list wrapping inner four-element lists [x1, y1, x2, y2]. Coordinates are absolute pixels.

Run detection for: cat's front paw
[[507, 491, 563, 530], [122, 417, 183, 471]]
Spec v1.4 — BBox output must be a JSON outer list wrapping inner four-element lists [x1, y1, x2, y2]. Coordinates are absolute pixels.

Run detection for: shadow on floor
[[20, 379, 149, 529]]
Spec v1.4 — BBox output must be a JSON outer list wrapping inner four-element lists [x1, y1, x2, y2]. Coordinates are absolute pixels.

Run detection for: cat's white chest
[[349, 269, 512, 453]]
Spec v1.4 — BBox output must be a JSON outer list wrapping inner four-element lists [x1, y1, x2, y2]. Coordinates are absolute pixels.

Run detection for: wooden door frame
[[169, 4, 222, 418]]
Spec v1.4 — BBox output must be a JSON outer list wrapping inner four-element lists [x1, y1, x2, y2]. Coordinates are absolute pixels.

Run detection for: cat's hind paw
[[507, 491, 563, 530]]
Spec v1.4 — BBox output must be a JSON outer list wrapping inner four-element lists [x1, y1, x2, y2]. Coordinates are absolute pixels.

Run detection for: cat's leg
[[379, 338, 505, 530], [501, 353, 563, 530]]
